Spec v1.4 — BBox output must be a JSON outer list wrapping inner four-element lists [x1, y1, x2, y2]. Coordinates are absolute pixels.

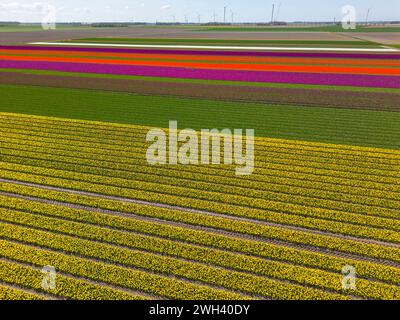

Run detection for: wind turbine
[[231, 10, 234, 23], [185, 14, 188, 24], [223, 4, 230, 24], [271, 3, 275, 24], [275, 3, 281, 22], [197, 12, 201, 24], [366, 8, 371, 24]]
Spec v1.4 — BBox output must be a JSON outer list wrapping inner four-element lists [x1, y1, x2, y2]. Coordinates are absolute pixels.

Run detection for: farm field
[[0, 25, 96, 33], [0, 29, 399, 301], [202, 25, 400, 33], [1, 113, 400, 300]]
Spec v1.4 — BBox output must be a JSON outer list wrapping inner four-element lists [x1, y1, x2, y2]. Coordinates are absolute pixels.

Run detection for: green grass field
[[1, 84, 399, 148]]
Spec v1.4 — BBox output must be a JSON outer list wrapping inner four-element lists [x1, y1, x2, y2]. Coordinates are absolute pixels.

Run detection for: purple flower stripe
[[0, 60, 399, 88], [0, 45, 399, 60]]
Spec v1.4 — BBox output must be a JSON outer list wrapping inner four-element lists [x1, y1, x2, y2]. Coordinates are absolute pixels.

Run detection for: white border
[[29, 42, 399, 52]]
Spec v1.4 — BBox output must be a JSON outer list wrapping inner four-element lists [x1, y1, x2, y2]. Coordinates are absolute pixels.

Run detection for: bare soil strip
[[1, 72, 399, 111]]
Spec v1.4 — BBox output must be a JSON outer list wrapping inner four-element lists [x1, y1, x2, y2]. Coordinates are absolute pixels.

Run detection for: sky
[[0, 0, 398, 23]]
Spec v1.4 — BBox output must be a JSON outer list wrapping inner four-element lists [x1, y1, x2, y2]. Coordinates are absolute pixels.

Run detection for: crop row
[[3, 141, 400, 206], [2, 134, 400, 200], [0, 190, 400, 283], [4, 113, 400, 159], [2, 105, 398, 146], [2, 125, 399, 177], [1, 166, 399, 247], [2, 126, 398, 175], [2, 130, 399, 189], [1, 166, 399, 245], [2, 127, 399, 182], [1, 181, 399, 266], [3, 124, 398, 189], [0, 207, 351, 295], [2, 205, 399, 300], [3, 130, 400, 189], [3, 115, 400, 169], [0, 237, 244, 300], [0, 192, 400, 283], [0, 216, 351, 300], [0, 285, 43, 300], [2, 119, 400, 168], [0, 256, 143, 300], [3, 148, 400, 219], [2, 194, 399, 286], [5, 50, 397, 68], [3, 93, 399, 149], [1, 112, 399, 163]]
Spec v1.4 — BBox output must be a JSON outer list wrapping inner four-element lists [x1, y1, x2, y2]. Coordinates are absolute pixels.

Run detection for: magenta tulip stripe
[[0, 45, 399, 88], [2, 45, 400, 60], [0, 59, 399, 89]]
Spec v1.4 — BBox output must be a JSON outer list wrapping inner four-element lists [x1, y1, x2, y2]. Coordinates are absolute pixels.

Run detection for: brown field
[[2, 72, 399, 111], [0, 26, 375, 45], [167, 32, 358, 41], [346, 32, 400, 45]]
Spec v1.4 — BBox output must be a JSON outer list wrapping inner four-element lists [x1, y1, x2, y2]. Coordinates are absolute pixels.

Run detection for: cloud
[[160, 4, 171, 10]]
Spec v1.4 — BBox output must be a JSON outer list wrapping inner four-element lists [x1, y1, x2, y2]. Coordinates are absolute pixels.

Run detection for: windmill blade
[[276, 3, 282, 21]]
